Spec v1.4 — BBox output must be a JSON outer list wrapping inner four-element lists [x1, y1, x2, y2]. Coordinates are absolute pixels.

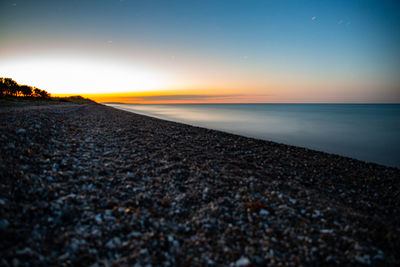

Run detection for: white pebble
[[233, 256, 250, 267]]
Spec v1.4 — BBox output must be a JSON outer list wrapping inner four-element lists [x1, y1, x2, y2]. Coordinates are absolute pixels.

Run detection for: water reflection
[[108, 104, 400, 168]]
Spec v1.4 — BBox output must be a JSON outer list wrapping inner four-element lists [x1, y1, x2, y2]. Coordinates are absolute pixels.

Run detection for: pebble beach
[[0, 102, 399, 266]]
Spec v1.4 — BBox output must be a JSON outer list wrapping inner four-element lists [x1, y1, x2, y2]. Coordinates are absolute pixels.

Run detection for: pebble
[[259, 209, 269, 216], [0, 219, 9, 230], [233, 256, 250, 267], [106, 237, 121, 249], [355, 254, 371, 265], [16, 128, 26, 134], [12, 258, 19, 267], [0, 102, 399, 266]]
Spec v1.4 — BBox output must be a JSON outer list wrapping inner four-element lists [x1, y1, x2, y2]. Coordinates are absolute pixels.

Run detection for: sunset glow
[[0, 55, 171, 94], [1, 0, 399, 103]]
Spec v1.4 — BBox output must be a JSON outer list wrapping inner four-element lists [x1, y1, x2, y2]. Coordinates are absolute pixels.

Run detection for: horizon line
[[101, 102, 400, 105]]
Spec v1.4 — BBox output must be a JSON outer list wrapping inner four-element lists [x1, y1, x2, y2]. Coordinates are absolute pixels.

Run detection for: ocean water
[[107, 103, 400, 168]]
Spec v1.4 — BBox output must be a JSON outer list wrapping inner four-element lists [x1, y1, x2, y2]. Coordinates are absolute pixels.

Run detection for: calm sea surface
[[106, 104, 400, 168]]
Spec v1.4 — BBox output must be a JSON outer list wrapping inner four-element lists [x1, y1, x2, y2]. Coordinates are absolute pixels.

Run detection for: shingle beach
[[0, 103, 399, 266]]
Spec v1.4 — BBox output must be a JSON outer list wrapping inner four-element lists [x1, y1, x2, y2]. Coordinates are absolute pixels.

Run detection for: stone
[[233, 256, 250, 267], [16, 128, 26, 134]]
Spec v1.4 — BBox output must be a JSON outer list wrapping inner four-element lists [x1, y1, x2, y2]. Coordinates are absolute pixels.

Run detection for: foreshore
[[0, 102, 399, 265]]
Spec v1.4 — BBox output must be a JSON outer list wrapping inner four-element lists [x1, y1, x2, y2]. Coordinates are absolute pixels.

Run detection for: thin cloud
[[121, 94, 243, 101], [119, 94, 274, 102], [338, 20, 343, 24]]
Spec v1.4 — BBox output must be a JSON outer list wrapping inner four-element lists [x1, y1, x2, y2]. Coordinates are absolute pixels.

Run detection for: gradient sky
[[1, 0, 399, 103]]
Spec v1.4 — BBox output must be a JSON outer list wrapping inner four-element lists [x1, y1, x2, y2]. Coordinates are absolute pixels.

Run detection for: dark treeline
[[0, 77, 50, 98]]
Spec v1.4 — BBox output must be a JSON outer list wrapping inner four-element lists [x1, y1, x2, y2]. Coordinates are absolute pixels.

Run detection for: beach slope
[[0, 103, 399, 265]]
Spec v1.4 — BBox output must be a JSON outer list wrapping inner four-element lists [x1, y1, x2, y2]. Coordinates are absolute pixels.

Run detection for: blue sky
[[1, 0, 399, 102]]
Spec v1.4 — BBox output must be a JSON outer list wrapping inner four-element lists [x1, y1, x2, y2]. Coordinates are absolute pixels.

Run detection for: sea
[[106, 103, 400, 168]]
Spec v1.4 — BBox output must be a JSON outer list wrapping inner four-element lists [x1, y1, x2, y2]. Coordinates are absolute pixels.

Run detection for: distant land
[[0, 77, 95, 104]]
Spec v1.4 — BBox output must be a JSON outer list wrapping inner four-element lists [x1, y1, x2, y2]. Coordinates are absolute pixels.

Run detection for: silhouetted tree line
[[0, 77, 50, 98]]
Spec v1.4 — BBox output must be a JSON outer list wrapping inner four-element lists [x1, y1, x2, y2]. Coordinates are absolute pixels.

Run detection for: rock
[[0, 219, 9, 230], [312, 210, 321, 218], [106, 237, 121, 249], [355, 254, 371, 265], [16, 128, 26, 134], [232, 256, 250, 267], [16, 247, 33, 255], [126, 172, 135, 178], [259, 209, 269, 216], [12, 258, 19, 267], [94, 214, 102, 224], [128, 231, 142, 238]]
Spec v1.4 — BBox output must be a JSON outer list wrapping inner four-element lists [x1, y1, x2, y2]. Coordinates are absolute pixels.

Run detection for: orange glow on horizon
[[54, 89, 272, 104], [54, 84, 400, 104]]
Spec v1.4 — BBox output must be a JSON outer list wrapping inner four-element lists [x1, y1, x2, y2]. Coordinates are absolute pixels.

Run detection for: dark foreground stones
[[0, 103, 399, 266]]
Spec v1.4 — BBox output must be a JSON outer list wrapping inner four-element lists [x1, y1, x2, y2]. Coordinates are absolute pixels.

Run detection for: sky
[[0, 0, 399, 103]]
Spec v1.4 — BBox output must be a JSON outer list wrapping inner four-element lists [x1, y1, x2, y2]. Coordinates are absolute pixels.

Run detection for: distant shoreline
[[107, 103, 400, 168], [101, 102, 400, 105]]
